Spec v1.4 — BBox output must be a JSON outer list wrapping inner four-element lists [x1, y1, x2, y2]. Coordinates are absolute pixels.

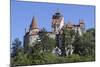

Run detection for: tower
[[24, 16, 39, 50], [29, 16, 39, 34], [79, 19, 85, 35], [52, 9, 64, 34]]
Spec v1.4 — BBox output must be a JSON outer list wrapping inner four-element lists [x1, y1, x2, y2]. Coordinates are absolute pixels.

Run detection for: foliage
[[73, 28, 95, 56], [47, 38, 56, 51], [11, 38, 22, 57], [39, 28, 56, 52], [11, 28, 95, 66], [39, 28, 48, 51], [61, 27, 75, 56]]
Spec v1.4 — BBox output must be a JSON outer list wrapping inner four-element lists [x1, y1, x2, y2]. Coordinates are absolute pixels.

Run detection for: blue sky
[[11, 0, 95, 43]]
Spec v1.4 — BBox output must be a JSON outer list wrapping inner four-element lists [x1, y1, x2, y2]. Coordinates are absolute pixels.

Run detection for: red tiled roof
[[30, 16, 38, 29], [66, 22, 73, 28]]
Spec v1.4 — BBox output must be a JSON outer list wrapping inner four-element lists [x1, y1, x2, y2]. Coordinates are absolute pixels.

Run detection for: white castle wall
[[59, 17, 64, 30], [29, 35, 39, 46]]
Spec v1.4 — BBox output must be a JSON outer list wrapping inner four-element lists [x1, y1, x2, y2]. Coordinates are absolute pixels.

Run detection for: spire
[[25, 28, 26, 33], [79, 19, 84, 24], [56, 8, 60, 13], [30, 16, 38, 30]]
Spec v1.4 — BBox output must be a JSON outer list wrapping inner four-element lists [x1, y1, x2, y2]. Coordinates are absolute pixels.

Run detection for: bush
[[64, 54, 81, 63], [11, 50, 95, 66], [80, 55, 95, 62]]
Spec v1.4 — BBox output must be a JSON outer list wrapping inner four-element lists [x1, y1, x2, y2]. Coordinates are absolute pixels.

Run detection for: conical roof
[[30, 16, 38, 29]]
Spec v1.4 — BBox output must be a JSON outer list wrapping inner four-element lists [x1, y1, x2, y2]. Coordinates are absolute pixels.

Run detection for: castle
[[51, 10, 85, 35], [24, 10, 85, 55]]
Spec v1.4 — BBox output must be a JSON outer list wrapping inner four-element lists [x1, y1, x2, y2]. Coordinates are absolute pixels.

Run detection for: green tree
[[61, 28, 75, 56], [73, 28, 95, 56], [86, 28, 95, 37], [47, 38, 56, 51], [11, 38, 22, 57], [39, 28, 55, 52], [81, 31, 95, 56], [72, 32, 81, 54]]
